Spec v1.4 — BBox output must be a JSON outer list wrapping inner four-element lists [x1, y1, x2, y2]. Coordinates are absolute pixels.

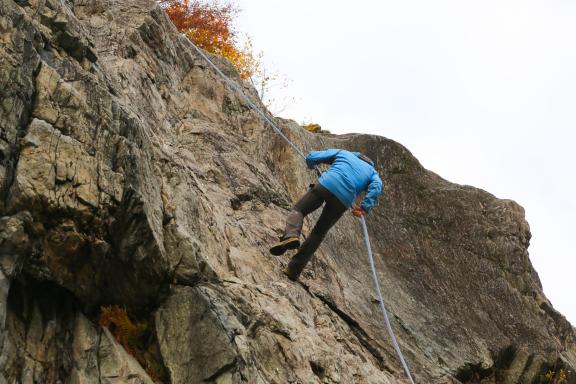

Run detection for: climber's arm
[[305, 149, 341, 169], [360, 171, 383, 213]]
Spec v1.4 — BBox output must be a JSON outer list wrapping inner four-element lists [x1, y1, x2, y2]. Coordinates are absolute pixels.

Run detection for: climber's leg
[[284, 186, 327, 238], [285, 191, 346, 280], [270, 185, 325, 256]]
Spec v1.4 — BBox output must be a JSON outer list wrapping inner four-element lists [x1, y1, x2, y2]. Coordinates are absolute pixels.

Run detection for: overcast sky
[[236, 0, 576, 325]]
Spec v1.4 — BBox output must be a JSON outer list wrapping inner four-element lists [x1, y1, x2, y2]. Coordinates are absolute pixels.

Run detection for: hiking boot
[[269, 236, 300, 256], [282, 266, 299, 281]]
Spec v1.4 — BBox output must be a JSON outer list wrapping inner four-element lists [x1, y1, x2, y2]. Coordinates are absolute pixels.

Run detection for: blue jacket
[[306, 149, 383, 212]]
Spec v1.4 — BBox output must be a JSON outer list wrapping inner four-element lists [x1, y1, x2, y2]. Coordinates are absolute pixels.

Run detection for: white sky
[[236, 0, 576, 326]]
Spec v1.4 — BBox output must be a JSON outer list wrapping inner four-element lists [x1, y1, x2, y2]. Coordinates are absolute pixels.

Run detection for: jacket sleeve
[[360, 171, 383, 213], [305, 149, 341, 169]]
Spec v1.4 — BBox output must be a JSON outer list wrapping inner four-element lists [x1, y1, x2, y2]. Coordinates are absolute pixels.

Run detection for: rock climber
[[269, 149, 383, 281]]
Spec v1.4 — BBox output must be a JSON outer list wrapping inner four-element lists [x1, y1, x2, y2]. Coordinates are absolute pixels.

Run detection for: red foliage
[[160, 0, 256, 79]]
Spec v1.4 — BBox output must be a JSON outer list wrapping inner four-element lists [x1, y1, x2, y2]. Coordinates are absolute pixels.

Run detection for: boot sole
[[269, 239, 300, 256]]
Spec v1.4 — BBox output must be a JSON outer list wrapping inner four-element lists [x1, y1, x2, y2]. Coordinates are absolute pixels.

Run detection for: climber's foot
[[282, 266, 299, 282], [269, 237, 300, 256]]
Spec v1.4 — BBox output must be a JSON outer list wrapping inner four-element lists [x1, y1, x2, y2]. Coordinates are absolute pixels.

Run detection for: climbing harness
[[185, 39, 416, 383]]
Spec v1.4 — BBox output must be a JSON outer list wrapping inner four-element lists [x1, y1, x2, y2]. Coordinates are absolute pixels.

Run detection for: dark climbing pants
[[284, 184, 347, 279]]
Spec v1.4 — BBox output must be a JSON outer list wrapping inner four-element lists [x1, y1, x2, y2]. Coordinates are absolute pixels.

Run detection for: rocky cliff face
[[1, 0, 575, 383]]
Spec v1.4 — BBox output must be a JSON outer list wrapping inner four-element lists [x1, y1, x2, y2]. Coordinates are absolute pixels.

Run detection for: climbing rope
[[360, 217, 415, 384], [187, 42, 307, 160], [184, 38, 416, 383], [186, 41, 323, 178]]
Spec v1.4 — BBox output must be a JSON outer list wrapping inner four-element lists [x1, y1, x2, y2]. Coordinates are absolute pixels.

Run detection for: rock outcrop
[[1, 0, 575, 383]]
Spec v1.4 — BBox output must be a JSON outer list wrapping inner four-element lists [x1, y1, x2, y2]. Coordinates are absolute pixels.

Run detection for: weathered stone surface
[[155, 286, 239, 383], [0, 0, 575, 383], [2, 277, 156, 384], [98, 327, 155, 384], [70, 313, 100, 384]]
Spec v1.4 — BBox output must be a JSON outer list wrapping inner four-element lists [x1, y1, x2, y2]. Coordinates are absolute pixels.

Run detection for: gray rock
[[155, 286, 239, 383], [70, 314, 100, 384], [98, 328, 155, 384], [0, 0, 574, 383]]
